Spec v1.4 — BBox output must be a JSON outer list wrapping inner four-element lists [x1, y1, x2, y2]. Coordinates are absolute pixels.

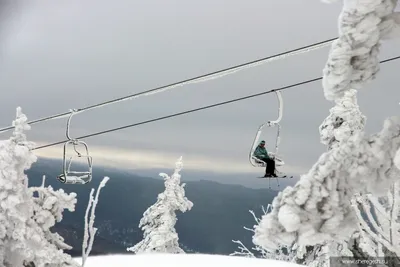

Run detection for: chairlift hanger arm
[[66, 109, 78, 141], [249, 90, 284, 167], [274, 90, 283, 124], [269, 90, 283, 125]]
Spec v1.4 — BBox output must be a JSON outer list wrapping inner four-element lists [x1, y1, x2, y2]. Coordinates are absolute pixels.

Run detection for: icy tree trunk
[[81, 176, 109, 267], [294, 89, 364, 266]]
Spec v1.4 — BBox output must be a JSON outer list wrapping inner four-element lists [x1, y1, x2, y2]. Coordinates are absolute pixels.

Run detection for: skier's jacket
[[253, 142, 269, 160]]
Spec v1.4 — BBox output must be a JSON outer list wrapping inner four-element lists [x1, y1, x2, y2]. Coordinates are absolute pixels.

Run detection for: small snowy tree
[[81, 176, 109, 266], [253, 0, 400, 260], [127, 156, 193, 254]]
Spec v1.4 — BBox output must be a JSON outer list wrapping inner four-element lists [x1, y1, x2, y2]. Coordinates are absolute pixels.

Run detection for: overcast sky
[[1, 0, 399, 187]]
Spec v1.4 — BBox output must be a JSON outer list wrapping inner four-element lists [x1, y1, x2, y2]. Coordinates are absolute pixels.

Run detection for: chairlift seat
[[57, 173, 91, 184], [250, 154, 285, 167], [57, 139, 93, 184]]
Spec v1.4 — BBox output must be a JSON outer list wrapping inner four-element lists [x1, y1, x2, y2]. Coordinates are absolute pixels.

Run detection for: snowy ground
[[74, 254, 302, 266]]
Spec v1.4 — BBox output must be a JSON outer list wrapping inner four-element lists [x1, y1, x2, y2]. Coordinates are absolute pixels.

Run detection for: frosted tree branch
[[367, 194, 391, 221], [231, 205, 296, 262], [230, 240, 255, 257], [352, 200, 398, 254], [82, 188, 94, 265], [29, 182, 77, 253], [394, 147, 400, 170], [352, 182, 400, 256], [362, 199, 387, 239], [389, 182, 400, 247], [82, 176, 109, 266], [41, 175, 46, 188]]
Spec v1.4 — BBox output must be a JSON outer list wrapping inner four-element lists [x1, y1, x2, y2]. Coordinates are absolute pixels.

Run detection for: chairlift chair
[[57, 110, 93, 184], [249, 90, 292, 187]]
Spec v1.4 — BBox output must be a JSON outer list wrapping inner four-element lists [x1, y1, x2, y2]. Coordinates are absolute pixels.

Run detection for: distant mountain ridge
[[26, 158, 279, 256]]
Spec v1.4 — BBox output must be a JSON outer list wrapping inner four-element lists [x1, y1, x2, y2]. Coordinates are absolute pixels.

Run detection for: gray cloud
[[0, 0, 399, 188]]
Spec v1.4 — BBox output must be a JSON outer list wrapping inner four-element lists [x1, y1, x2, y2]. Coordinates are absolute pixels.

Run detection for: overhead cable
[[31, 54, 400, 151], [0, 37, 336, 134]]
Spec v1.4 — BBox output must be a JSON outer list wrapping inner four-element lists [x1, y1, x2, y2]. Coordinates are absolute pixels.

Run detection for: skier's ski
[[256, 175, 293, 179], [257, 175, 286, 179]]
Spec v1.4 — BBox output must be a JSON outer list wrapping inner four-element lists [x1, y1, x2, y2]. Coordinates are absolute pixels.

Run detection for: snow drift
[[75, 254, 303, 267]]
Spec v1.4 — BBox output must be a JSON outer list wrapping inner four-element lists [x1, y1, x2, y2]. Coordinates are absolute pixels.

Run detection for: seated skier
[[253, 140, 277, 177]]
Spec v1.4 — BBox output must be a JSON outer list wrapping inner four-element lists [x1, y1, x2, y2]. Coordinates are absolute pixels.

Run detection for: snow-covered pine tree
[[0, 107, 79, 266], [127, 156, 193, 254], [253, 0, 400, 262], [293, 2, 400, 265]]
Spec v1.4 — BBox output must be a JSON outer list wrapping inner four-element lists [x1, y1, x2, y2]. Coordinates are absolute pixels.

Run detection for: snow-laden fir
[[127, 157, 193, 253], [0, 107, 110, 266], [252, 0, 400, 256], [0, 108, 78, 266]]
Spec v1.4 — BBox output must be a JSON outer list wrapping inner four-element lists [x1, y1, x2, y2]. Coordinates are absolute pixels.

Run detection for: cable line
[[31, 53, 400, 151], [0, 37, 336, 134]]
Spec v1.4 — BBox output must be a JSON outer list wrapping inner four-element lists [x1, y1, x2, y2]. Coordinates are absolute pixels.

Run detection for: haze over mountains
[[27, 158, 283, 256]]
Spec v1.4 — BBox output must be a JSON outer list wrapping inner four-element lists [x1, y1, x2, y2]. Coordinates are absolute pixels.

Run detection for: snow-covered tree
[[127, 156, 193, 254], [0, 107, 110, 267], [253, 0, 400, 258], [230, 204, 297, 262], [0, 107, 79, 266], [29, 175, 109, 267], [293, 89, 364, 266], [29, 162, 109, 267]]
